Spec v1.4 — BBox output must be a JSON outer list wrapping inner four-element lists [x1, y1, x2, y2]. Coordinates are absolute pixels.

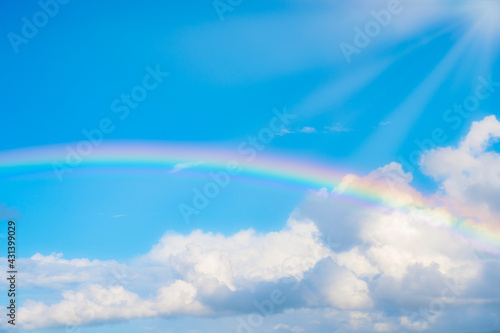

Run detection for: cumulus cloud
[[294, 155, 492, 330], [421, 115, 500, 224], [9, 220, 334, 330], [303, 258, 372, 309], [17, 280, 209, 331], [18, 285, 156, 330], [10, 217, 379, 330], [146, 219, 329, 288]]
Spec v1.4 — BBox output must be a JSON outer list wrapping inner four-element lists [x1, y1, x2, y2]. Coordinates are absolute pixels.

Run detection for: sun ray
[[352, 25, 478, 161]]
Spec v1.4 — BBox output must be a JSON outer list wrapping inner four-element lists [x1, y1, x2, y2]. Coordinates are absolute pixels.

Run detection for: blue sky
[[1, 0, 500, 332]]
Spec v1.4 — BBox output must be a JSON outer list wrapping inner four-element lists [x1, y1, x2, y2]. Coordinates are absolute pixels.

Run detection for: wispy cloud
[[274, 323, 304, 332], [324, 123, 352, 133], [276, 127, 319, 136], [275, 128, 294, 136], [277, 125, 351, 135], [299, 126, 317, 133], [169, 161, 205, 173]]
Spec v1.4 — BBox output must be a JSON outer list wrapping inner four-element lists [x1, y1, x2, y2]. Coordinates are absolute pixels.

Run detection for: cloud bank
[[4, 116, 500, 332]]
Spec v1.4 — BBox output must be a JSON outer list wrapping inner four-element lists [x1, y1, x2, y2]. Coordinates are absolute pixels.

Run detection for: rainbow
[[0, 141, 410, 208], [0, 141, 367, 195], [1, 141, 500, 255]]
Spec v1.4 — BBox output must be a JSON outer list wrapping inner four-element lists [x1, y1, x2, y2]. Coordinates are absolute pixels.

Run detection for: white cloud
[[0, 253, 133, 290], [169, 161, 205, 173], [296, 159, 484, 328], [18, 285, 156, 330], [275, 127, 318, 135], [275, 128, 294, 136], [306, 259, 372, 309], [273, 323, 304, 332], [373, 322, 392, 332], [299, 126, 317, 133], [360, 209, 479, 282], [275, 125, 351, 136], [17, 282, 208, 331], [146, 219, 330, 289], [155, 280, 207, 315], [9, 220, 333, 330], [325, 123, 352, 132], [459, 115, 500, 154], [421, 115, 500, 224], [334, 247, 380, 280]]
